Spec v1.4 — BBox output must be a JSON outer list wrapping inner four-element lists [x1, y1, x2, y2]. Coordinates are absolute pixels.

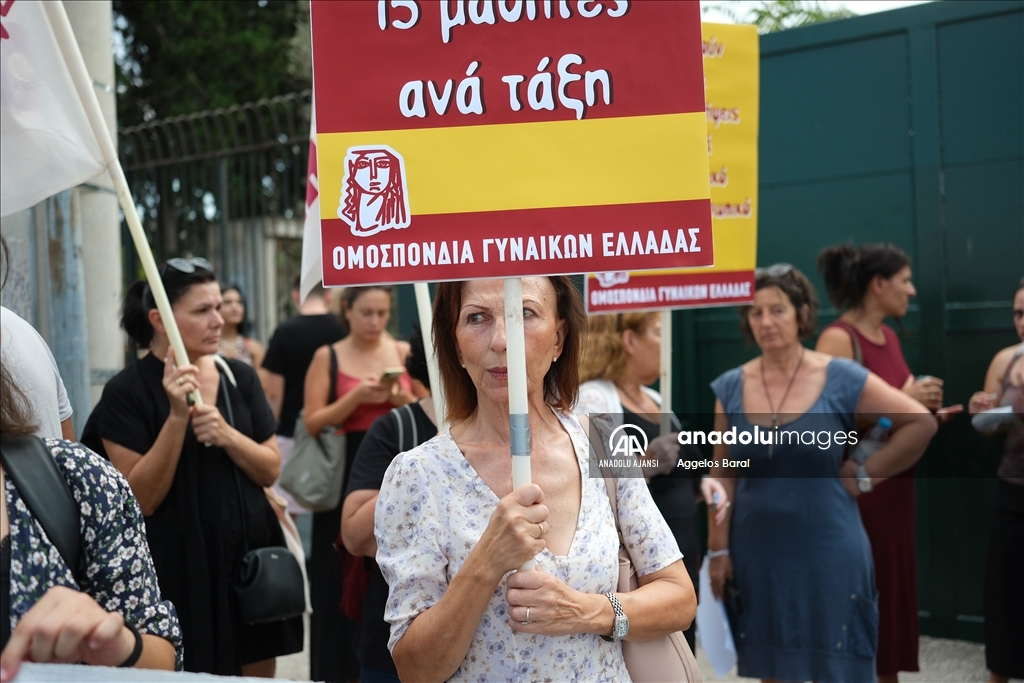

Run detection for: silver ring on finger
[[525, 607, 531, 625], [175, 377, 185, 386]]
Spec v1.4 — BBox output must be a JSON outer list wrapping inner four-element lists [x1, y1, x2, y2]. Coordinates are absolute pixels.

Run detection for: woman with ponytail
[[816, 243, 960, 683], [90, 259, 302, 677]]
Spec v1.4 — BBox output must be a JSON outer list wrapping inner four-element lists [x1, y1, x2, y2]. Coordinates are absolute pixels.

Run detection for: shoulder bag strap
[[214, 363, 251, 554], [213, 354, 238, 388], [578, 415, 621, 534], [392, 408, 405, 453], [0, 434, 82, 581], [403, 404, 418, 451]]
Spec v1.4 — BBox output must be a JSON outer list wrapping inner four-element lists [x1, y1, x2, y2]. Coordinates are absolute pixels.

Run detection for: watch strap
[[118, 622, 144, 668], [601, 592, 626, 642]]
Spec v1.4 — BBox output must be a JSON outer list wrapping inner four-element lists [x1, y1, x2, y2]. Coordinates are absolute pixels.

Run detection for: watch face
[[613, 615, 629, 640], [857, 478, 873, 492]]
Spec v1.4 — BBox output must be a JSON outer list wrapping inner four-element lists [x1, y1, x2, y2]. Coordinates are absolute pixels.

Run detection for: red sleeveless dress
[[828, 320, 918, 676]]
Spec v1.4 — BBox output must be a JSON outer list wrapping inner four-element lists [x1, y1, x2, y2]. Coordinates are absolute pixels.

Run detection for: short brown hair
[[739, 265, 819, 343], [434, 277, 586, 422], [579, 312, 657, 384]]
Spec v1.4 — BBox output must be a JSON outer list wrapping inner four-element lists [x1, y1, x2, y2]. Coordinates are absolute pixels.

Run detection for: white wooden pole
[[413, 282, 447, 430], [46, 2, 201, 406], [660, 310, 673, 437], [503, 278, 534, 571]]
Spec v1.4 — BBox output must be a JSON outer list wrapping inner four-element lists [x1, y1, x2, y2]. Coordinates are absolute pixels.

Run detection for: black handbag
[[215, 359, 306, 625]]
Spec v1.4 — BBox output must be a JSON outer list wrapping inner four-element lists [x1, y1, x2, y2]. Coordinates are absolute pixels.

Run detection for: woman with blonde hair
[[575, 312, 727, 650]]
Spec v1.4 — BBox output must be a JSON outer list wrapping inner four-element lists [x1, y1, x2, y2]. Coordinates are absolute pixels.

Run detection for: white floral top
[[375, 410, 681, 683]]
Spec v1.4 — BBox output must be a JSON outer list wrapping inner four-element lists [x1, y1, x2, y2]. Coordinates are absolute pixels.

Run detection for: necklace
[[760, 347, 805, 457], [616, 383, 652, 414]]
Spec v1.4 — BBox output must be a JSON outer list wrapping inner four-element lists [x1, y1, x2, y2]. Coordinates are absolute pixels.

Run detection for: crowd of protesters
[[0, 233, 1021, 683]]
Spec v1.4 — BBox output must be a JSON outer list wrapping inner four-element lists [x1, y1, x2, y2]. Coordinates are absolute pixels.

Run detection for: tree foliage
[[114, 0, 308, 127], [704, 1, 857, 33]]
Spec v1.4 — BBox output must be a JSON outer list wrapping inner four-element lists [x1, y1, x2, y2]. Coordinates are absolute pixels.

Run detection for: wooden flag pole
[[660, 310, 673, 437], [46, 2, 201, 406], [413, 282, 447, 431], [503, 278, 535, 571]]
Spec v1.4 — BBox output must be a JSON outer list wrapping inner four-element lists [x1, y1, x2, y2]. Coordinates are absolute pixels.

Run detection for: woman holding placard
[[374, 277, 695, 682]]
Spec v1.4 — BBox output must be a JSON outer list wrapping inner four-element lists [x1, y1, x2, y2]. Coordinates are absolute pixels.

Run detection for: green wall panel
[[942, 159, 1024, 302], [937, 10, 1024, 166], [679, 0, 1024, 643], [760, 34, 912, 184]]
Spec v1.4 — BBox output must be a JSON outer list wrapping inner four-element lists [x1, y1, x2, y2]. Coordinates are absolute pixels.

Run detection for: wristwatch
[[601, 592, 629, 642], [856, 463, 873, 493]]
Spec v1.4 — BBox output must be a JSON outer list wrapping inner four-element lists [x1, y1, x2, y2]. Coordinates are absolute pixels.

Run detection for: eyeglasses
[[755, 263, 794, 279], [161, 257, 213, 277]]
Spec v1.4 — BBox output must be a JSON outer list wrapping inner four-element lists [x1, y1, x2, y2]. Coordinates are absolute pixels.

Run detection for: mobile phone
[[380, 367, 405, 384]]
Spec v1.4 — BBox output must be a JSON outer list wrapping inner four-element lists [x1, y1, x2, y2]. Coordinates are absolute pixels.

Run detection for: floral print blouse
[[375, 410, 681, 683], [3, 439, 183, 669]]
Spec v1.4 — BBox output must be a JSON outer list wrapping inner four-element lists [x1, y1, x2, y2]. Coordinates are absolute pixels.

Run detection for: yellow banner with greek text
[[586, 23, 759, 313]]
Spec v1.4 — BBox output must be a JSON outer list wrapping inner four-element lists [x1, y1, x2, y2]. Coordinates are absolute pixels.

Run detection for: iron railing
[[118, 90, 312, 342]]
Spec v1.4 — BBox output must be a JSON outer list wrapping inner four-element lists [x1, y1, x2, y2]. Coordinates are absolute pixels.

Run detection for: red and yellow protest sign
[[311, 1, 712, 286], [585, 22, 759, 312]]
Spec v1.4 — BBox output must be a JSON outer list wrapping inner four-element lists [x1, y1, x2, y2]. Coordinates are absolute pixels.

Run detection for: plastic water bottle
[[851, 417, 892, 463]]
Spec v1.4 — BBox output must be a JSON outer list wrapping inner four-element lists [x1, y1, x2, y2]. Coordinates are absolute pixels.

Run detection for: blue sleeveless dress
[[711, 358, 878, 683]]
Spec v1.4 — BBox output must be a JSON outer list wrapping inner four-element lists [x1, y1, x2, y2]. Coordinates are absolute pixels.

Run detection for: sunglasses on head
[[161, 257, 213, 277], [755, 263, 794, 279]]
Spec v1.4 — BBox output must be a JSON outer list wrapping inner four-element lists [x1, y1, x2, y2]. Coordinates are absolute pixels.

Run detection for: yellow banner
[[625, 23, 759, 277], [317, 113, 710, 219], [700, 22, 759, 273]]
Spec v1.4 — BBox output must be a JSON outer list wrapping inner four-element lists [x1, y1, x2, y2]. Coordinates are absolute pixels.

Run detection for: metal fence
[[118, 90, 312, 343]]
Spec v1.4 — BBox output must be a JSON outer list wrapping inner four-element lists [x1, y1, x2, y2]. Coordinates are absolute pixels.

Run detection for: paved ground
[[276, 622, 991, 682], [696, 635, 990, 683]]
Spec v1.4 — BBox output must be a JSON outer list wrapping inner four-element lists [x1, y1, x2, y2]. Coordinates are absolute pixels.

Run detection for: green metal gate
[[673, 0, 1023, 642]]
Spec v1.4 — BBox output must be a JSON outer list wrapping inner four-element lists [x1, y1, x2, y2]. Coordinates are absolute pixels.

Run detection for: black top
[[261, 313, 346, 436], [345, 402, 437, 673], [621, 409, 702, 519], [1, 534, 10, 651], [95, 353, 297, 674]]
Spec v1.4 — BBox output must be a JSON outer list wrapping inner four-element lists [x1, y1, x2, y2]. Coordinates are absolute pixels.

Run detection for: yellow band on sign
[[318, 113, 710, 219]]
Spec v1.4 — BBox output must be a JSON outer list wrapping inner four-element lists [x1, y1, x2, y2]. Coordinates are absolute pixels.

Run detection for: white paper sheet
[[696, 554, 738, 677], [11, 662, 297, 682]]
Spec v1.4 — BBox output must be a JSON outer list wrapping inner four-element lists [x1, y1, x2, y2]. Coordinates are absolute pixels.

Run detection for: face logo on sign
[[337, 145, 411, 237], [595, 271, 630, 288]]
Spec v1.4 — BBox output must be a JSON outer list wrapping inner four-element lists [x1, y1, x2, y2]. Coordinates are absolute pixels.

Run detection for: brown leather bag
[[582, 414, 703, 683]]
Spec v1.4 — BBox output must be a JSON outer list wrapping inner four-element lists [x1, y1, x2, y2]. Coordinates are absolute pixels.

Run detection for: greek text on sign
[[584, 22, 759, 313], [311, 0, 713, 286]]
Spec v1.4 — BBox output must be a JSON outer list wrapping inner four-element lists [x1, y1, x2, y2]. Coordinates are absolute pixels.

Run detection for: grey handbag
[[279, 345, 348, 512]]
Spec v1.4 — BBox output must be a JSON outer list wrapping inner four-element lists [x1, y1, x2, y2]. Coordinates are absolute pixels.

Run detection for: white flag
[[0, 0, 106, 217], [299, 100, 322, 303]]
